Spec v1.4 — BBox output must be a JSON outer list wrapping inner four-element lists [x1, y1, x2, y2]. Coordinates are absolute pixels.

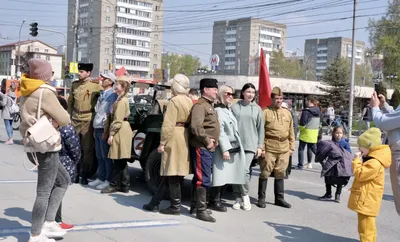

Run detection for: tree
[[376, 81, 388, 98], [368, 0, 400, 84], [318, 58, 351, 105], [161, 53, 201, 78], [355, 63, 373, 86], [391, 88, 400, 108], [270, 50, 303, 79]]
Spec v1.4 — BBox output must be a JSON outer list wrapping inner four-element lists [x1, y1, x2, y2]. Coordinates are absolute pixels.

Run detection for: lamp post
[[386, 73, 398, 88], [16, 19, 26, 79], [348, 0, 357, 137]]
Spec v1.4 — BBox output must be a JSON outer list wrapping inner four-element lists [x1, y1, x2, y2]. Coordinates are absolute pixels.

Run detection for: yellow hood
[[368, 145, 392, 168], [20, 74, 46, 97]]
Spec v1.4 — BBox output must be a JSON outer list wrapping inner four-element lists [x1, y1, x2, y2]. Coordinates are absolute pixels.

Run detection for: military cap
[[200, 78, 218, 90], [78, 63, 94, 72], [272, 86, 283, 96]]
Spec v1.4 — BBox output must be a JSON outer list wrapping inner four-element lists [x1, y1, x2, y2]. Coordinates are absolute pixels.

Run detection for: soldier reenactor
[[68, 63, 102, 185], [257, 87, 295, 209]]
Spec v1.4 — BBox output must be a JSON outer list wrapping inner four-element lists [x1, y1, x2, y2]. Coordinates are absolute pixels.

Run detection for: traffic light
[[29, 22, 38, 37]]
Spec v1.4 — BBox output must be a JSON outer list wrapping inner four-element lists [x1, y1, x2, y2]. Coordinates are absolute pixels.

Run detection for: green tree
[[318, 58, 351, 105], [376, 81, 388, 97], [368, 0, 400, 84], [162, 53, 201, 77], [355, 63, 373, 86], [270, 50, 302, 79], [391, 88, 400, 107]]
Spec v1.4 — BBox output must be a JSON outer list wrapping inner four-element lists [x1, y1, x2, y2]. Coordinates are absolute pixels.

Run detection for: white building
[[0, 40, 62, 79]]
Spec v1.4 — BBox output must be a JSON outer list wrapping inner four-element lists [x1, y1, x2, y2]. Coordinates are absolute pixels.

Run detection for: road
[[0, 127, 398, 242]]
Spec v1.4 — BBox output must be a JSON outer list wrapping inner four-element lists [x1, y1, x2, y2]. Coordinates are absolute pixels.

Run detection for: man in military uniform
[[257, 87, 295, 209], [68, 63, 102, 185]]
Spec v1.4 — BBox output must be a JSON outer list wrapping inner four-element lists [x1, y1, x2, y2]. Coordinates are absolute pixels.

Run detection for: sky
[[0, 0, 389, 65]]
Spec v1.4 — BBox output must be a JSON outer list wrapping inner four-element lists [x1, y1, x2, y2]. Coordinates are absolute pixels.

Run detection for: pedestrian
[[143, 74, 193, 215], [370, 92, 400, 216], [360, 102, 372, 132], [101, 76, 133, 194], [55, 96, 81, 231], [316, 126, 353, 203], [257, 87, 294, 209], [20, 59, 71, 242], [208, 85, 246, 212], [231, 83, 264, 211], [189, 78, 219, 223], [67, 63, 102, 185], [0, 85, 18, 145], [348, 128, 391, 242], [89, 73, 118, 190], [188, 88, 199, 104], [297, 95, 320, 169], [326, 103, 335, 127]]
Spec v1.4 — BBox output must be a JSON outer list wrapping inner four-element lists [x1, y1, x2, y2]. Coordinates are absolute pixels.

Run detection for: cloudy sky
[[0, 0, 388, 65]]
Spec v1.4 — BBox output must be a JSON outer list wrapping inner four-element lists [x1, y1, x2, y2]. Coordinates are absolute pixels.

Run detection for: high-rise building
[[304, 37, 366, 80], [212, 17, 286, 75], [67, 0, 163, 78]]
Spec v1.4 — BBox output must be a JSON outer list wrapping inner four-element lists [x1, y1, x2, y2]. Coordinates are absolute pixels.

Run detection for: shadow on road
[[1, 208, 31, 242], [265, 221, 358, 242], [3, 207, 32, 223], [0, 139, 23, 146], [382, 194, 394, 202], [286, 190, 320, 201]]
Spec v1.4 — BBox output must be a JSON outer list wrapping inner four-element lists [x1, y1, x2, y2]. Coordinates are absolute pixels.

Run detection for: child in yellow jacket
[[348, 128, 392, 242]]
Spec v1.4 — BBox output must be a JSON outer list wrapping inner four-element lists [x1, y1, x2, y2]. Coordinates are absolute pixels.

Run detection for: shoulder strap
[[37, 88, 45, 120]]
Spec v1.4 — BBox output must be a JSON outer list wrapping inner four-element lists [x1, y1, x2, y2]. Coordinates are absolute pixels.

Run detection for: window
[[44, 49, 49, 53], [153, 64, 157, 69], [105, 37, 110, 43], [154, 25, 159, 30], [104, 59, 109, 64], [35, 48, 39, 51], [106, 16, 110, 22], [106, 6, 110, 12], [46, 56, 50, 61], [154, 54, 157, 59], [36, 54, 41, 59], [155, 5, 160, 11], [154, 34, 158, 40], [225, 57, 235, 62], [154, 44, 158, 49], [105, 48, 109, 54]]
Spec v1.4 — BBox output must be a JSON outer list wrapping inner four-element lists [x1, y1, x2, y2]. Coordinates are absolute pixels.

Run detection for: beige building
[[212, 17, 286, 75], [67, 0, 163, 78], [304, 37, 366, 80], [0, 40, 62, 79]]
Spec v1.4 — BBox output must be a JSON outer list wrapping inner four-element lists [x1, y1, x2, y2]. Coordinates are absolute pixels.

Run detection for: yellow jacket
[[348, 145, 392, 217]]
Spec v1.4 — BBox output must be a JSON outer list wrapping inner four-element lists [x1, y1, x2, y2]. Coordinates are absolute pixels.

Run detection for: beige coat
[[107, 96, 132, 160], [160, 95, 193, 176]]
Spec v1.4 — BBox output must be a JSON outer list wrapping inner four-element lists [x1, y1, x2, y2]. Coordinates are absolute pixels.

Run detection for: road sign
[[210, 54, 220, 69], [69, 62, 79, 74]]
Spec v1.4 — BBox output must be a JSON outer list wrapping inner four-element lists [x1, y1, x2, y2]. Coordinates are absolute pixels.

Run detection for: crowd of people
[[4, 58, 398, 242]]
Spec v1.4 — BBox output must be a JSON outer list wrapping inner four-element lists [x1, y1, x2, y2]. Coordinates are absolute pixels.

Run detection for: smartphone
[[374, 83, 380, 95]]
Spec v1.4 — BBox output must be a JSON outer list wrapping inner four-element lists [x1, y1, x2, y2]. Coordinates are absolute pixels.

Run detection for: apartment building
[[304, 37, 366, 80], [212, 17, 287, 75], [67, 0, 163, 78], [0, 40, 62, 79]]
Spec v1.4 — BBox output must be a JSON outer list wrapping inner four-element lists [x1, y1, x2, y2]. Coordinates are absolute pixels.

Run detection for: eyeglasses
[[225, 92, 234, 96]]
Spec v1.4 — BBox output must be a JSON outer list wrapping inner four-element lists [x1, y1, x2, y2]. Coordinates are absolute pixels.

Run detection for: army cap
[[200, 78, 218, 90], [78, 63, 94, 72], [272, 86, 283, 96]]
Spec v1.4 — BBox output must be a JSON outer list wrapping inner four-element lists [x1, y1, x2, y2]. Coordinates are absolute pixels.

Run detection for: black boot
[[101, 184, 119, 194], [160, 177, 181, 215], [319, 184, 332, 201], [143, 178, 168, 212], [257, 178, 268, 208], [335, 185, 342, 203], [196, 187, 216, 223], [208, 187, 227, 212], [274, 179, 291, 208], [80, 172, 89, 185], [190, 186, 212, 215]]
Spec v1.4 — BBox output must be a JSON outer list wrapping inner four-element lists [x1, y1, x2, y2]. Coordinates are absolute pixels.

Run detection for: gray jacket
[[0, 91, 16, 120], [231, 100, 264, 153], [93, 88, 118, 129], [316, 140, 353, 178]]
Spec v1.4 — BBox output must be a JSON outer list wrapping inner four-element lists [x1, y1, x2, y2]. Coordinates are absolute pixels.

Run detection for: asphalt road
[[0, 127, 398, 242]]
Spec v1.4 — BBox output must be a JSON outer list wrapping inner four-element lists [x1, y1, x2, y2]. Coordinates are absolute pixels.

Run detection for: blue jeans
[[4, 119, 12, 139], [190, 146, 213, 188], [297, 140, 316, 168], [94, 128, 113, 182]]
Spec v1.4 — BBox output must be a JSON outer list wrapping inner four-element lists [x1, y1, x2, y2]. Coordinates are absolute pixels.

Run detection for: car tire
[[145, 149, 163, 195]]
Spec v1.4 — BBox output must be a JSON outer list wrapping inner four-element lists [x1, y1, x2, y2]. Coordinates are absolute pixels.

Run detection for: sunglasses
[[225, 92, 234, 96]]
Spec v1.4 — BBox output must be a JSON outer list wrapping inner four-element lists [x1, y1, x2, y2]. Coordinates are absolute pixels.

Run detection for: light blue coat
[[212, 106, 246, 187]]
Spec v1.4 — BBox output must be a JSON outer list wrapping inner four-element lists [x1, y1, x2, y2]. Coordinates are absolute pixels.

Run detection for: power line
[[8, 0, 67, 5]]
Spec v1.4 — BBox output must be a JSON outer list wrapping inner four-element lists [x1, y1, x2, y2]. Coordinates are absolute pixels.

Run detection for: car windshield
[[128, 82, 171, 104]]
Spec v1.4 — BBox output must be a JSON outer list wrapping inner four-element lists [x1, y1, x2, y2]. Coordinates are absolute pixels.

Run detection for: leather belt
[[124, 118, 129, 121], [265, 135, 288, 142], [176, 122, 188, 127], [74, 109, 92, 114]]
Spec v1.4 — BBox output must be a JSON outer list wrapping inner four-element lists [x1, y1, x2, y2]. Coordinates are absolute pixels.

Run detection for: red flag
[[258, 48, 272, 109], [116, 66, 127, 77]]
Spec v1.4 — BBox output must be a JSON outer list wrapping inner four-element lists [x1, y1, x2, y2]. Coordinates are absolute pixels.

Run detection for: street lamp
[[16, 19, 26, 79], [386, 73, 398, 88]]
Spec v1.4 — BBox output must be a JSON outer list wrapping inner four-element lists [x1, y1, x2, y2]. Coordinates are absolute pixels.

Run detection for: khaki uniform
[[68, 77, 102, 174], [260, 107, 295, 179]]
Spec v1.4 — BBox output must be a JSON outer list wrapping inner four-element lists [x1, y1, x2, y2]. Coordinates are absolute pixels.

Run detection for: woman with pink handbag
[[19, 59, 71, 242]]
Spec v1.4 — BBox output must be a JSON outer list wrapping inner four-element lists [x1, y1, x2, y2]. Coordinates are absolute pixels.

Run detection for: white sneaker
[[242, 195, 251, 211], [232, 198, 242, 210], [88, 178, 103, 187], [41, 221, 66, 238], [96, 180, 110, 190], [306, 163, 313, 169], [29, 234, 56, 242]]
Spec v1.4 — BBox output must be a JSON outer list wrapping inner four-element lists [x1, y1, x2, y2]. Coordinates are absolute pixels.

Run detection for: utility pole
[[16, 20, 26, 79], [72, 0, 79, 67], [112, 4, 117, 73], [348, 0, 357, 137]]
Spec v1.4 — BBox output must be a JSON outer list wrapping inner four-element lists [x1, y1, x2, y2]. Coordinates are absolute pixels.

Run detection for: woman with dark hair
[[101, 76, 133, 194], [231, 83, 264, 211]]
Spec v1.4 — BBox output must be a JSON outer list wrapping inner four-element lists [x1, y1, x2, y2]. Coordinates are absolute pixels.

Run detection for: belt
[[124, 118, 129, 121], [176, 122, 188, 127], [74, 109, 92, 114], [265, 135, 288, 142]]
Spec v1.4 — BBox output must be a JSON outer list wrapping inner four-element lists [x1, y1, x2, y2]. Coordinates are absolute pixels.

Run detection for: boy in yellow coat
[[348, 128, 392, 242]]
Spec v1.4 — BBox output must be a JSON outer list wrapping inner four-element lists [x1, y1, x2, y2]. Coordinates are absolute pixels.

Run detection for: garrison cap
[[271, 86, 283, 96], [78, 63, 94, 72], [200, 78, 218, 90]]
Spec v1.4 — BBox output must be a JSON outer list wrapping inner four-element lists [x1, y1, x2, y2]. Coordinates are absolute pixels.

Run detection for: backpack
[[9, 97, 19, 115]]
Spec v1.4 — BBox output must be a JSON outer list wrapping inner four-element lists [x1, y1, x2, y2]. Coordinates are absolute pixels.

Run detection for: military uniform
[[68, 63, 102, 184], [257, 87, 294, 209]]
